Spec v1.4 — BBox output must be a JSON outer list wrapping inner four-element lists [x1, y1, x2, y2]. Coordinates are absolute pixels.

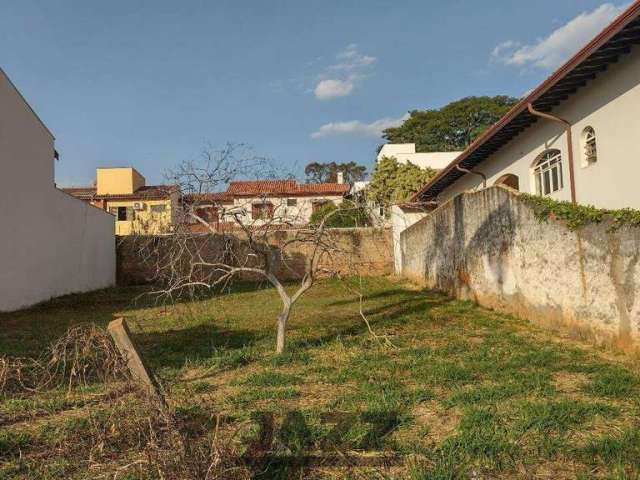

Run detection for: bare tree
[[137, 144, 370, 353]]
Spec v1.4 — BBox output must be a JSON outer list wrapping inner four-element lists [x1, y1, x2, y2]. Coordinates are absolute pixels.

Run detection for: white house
[[414, 1, 640, 210], [377, 144, 461, 171], [0, 68, 115, 311], [186, 179, 350, 230]]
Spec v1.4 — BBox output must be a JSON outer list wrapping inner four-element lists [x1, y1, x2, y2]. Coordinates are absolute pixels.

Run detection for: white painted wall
[[222, 194, 344, 225], [390, 205, 428, 274], [378, 144, 462, 170], [437, 46, 640, 210], [0, 68, 115, 311]]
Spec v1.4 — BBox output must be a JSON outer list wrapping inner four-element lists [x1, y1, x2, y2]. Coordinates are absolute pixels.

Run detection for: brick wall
[[117, 227, 393, 286]]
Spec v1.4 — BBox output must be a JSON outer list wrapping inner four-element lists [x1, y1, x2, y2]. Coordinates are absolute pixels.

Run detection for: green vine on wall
[[520, 193, 640, 231]]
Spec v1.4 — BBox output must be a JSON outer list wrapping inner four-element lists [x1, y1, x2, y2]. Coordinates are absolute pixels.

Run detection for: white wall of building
[[222, 194, 344, 225], [437, 46, 640, 210], [0, 69, 115, 311], [378, 144, 462, 170], [390, 205, 428, 274]]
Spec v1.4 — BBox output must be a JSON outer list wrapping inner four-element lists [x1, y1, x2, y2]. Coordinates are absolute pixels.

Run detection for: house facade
[[0, 68, 115, 311], [186, 179, 350, 230], [377, 144, 461, 171], [414, 2, 640, 211], [64, 167, 178, 235]]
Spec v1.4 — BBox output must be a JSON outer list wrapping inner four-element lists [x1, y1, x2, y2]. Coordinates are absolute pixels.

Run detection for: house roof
[[226, 179, 350, 196], [62, 185, 175, 201], [413, 0, 640, 202], [186, 192, 234, 204]]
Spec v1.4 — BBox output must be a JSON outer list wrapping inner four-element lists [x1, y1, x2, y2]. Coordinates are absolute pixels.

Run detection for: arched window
[[495, 173, 519, 191], [534, 149, 563, 196], [582, 126, 597, 166]]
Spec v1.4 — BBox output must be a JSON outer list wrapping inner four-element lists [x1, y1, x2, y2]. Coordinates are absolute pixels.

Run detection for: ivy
[[520, 194, 640, 231]]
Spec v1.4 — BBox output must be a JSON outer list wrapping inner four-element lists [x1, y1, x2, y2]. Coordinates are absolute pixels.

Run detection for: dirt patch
[[412, 401, 461, 443], [505, 459, 585, 480], [468, 336, 485, 345], [552, 371, 589, 397]]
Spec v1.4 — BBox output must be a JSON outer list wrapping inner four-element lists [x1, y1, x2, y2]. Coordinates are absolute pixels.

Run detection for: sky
[[0, 1, 630, 187]]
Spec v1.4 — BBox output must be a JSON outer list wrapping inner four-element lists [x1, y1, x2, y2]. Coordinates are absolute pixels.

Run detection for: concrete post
[[107, 317, 166, 408]]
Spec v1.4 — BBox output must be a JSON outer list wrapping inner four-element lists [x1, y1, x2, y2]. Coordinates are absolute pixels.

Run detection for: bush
[[309, 201, 371, 228]]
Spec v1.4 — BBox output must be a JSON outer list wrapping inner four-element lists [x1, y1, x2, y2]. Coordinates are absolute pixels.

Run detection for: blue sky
[[0, 1, 629, 186]]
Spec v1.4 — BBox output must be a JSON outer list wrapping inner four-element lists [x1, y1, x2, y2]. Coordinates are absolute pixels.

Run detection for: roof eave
[[412, 0, 640, 202]]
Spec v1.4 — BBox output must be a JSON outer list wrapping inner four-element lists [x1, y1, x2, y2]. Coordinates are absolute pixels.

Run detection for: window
[[582, 126, 597, 166], [195, 207, 218, 223], [111, 206, 134, 221], [151, 204, 166, 213], [312, 200, 328, 214], [494, 173, 519, 191], [287, 198, 298, 207], [252, 203, 273, 220], [534, 149, 563, 196]]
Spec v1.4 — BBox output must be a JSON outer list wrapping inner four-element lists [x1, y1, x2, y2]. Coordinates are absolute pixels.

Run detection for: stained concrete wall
[[400, 186, 640, 349], [0, 68, 115, 311], [117, 227, 393, 286]]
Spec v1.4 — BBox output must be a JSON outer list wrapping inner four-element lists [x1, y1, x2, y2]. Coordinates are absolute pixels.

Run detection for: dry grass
[[1, 277, 640, 478]]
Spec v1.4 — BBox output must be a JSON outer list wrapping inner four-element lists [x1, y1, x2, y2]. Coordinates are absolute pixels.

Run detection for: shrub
[[309, 200, 371, 228]]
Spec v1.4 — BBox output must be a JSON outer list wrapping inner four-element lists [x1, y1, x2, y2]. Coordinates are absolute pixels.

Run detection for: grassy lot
[[1, 277, 640, 479]]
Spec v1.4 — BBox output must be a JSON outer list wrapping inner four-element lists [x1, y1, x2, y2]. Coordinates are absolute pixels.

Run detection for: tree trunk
[[276, 306, 290, 354]]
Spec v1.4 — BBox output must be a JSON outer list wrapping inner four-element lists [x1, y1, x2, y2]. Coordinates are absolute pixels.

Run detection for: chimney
[[336, 171, 344, 184]]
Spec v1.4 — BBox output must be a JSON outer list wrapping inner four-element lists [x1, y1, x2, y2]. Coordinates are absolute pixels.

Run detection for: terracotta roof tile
[[227, 179, 349, 196], [62, 185, 175, 200], [185, 192, 234, 203]]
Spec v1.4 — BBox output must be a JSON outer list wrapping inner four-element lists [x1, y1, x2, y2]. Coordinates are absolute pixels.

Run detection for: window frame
[[150, 204, 167, 214], [581, 126, 597, 166], [533, 149, 563, 196], [251, 202, 274, 220]]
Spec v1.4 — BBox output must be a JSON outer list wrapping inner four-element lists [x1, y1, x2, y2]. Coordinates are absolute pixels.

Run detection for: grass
[[1, 276, 640, 478]]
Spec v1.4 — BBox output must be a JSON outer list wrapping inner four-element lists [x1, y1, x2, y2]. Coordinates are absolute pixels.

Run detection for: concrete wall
[[390, 205, 428, 274], [96, 167, 145, 195], [0, 68, 115, 311], [438, 45, 640, 210], [117, 227, 392, 286], [400, 186, 640, 350]]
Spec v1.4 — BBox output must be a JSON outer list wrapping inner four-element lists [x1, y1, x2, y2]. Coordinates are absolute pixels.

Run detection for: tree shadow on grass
[[287, 294, 456, 351], [133, 324, 259, 371]]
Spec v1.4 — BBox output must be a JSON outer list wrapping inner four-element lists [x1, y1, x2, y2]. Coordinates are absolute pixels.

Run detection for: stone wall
[[117, 227, 393, 286], [400, 186, 640, 350]]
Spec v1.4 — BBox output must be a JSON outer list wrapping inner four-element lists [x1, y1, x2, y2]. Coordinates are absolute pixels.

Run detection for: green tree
[[382, 96, 518, 152], [367, 156, 437, 207], [304, 161, 367, 185], [309, 200, 371, 228]]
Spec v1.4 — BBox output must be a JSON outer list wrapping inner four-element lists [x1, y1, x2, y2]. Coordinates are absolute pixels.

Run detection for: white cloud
[[492, 3, 628, 69], [314, 78, 354, 100], [313, 44, 376, 100], [330, 43, 377, 71], [311, 114, 408, 139]]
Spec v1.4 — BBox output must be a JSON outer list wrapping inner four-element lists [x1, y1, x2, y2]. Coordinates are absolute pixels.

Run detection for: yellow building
[[64, 167, 177, 235]]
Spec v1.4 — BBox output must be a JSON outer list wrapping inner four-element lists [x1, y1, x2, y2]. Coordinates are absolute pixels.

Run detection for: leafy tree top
[[367, 156, 437, 207], [304, 161, 366, 185], [382, 96, 518, 152]]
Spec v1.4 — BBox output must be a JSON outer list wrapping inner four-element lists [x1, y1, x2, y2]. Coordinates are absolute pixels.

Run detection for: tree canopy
[[367, 156, 437, 207], [309, 200, 371, 228], [304, 161, 367, 185], [382, 96, 518, 152]]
